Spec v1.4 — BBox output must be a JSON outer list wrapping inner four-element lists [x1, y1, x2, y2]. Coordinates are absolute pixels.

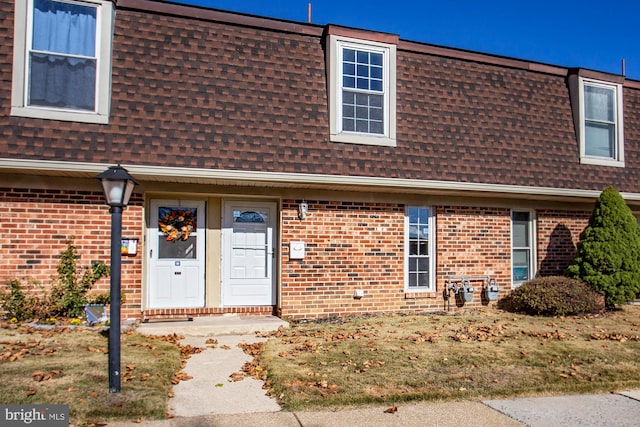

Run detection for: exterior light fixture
[[298, 200, 308, 220], [96, 164, 138, 393]]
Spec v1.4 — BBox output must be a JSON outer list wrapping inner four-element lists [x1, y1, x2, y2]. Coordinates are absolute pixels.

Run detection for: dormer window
[[326, 27, 397, 146], [11, 0, 114, 124], [576, 77, 624, 167]]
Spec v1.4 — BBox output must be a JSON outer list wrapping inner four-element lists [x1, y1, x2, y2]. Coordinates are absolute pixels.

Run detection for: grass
[[0, 323, 181, 425], [259, 305, 640, 410], [3, 305, 640, 423]]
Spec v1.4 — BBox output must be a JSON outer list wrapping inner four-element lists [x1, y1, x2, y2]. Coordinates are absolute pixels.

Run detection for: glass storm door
[[222, 201, 276, 306], [148, 200, 205, 308]]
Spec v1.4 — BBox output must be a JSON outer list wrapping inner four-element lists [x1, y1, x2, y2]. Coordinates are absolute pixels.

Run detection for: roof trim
[[2, 158, 639, 202], [115, 0, 324, 37]]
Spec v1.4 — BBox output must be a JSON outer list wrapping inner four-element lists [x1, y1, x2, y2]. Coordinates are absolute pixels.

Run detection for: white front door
[[222, 201, 277, 306], [148, 200, 205, 308]]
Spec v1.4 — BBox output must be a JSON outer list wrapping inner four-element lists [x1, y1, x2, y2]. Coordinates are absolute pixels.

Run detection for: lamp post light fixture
[[96, 164, 138, 393]]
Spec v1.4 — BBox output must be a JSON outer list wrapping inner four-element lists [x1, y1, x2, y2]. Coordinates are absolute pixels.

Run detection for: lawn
[[258, 305, 640, 410], [2, 305, 640, 423], [0, 323, 181, 425]]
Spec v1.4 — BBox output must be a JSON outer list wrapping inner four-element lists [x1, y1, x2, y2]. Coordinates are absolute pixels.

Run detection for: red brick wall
[[0, 187, 143, 319], [536, 209, 589, 276], [436, 205, 512, 301], [281, 200, 405, 318], [281, 201, 521, 319]]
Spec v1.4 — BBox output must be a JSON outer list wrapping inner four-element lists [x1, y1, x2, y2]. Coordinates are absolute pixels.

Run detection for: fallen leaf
[[384, 406, 398, 414]]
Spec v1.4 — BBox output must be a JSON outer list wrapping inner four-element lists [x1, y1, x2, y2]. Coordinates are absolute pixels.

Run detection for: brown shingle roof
[[0, 0, 638, 194]]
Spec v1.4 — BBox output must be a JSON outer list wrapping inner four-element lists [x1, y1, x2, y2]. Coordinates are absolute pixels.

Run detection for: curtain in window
[[29, 0, 97, 110]]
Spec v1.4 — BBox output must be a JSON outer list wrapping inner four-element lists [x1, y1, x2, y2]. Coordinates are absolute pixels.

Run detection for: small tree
[[566, 186, 640, 308]]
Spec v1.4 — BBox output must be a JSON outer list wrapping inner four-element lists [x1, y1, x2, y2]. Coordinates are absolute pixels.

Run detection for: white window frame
[[578, 78, 624, 167], [405, 206, 436, 292], [511, 210, 536, 288], [11, 0, 113, 124], [327, 34, 396, 147]]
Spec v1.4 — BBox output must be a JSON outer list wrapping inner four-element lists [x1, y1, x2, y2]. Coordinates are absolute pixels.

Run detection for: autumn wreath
[[158, 209, 196, 241]]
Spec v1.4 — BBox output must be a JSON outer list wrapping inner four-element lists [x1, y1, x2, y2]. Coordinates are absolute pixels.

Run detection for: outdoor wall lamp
[[298, 200, 308, 220], [96, 164, 138, 393]]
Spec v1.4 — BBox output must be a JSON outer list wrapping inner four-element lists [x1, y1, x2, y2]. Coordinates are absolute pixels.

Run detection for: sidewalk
[[104, 316, 640, 427]]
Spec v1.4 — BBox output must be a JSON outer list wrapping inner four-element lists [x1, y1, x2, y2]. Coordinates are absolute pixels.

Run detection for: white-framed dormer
[[326, 26, 397, 147], [569, 69, 625, 168], [11, 0, 114, 124]]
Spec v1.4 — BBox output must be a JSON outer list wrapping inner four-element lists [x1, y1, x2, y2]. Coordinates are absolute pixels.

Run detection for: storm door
[[148, 200, 205, 308], [222, 201, 276, 306]]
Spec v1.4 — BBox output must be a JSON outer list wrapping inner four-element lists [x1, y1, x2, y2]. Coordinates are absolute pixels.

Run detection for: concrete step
[[134, 315, 288, 337]]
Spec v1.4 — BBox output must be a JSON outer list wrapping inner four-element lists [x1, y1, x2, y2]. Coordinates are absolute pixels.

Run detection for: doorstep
[[134, 315, 288, 337]]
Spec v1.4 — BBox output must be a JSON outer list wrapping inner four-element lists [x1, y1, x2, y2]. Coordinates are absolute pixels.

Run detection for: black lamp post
[[96, 164, 138, 393]]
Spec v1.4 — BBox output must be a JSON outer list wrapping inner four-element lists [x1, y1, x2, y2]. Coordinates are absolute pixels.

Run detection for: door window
[[157, 207, 198, 259]]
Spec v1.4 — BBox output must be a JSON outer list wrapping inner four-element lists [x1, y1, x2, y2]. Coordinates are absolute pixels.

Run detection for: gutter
[[1, 158, 638, 202]]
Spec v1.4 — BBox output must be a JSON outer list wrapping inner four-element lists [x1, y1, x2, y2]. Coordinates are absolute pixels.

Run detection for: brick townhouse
[[1, 0, 639, 321]]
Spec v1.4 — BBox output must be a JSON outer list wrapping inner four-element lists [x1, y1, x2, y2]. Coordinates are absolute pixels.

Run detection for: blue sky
[[174, 0, 640, 81]]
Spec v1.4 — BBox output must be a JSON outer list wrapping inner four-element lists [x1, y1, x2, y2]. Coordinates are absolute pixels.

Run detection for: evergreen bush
[[565, 186, 640, 308]]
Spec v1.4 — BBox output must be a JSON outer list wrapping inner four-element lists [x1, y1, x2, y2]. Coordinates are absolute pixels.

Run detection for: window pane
[[356, 78, 369, 90], [585, 122, 614, 157], [409, 240, 418, 256], [512, 221, 529, 247], [370, 52, 383, 66], [371, 66, 382, 79], [343, 76, 355, 88], [33, 0, 96, 56], [418, 273, 429, 287], [370, 121, 383, 134], [418, 241, 428, 255], [343, 62, 355, 76], [357, 64, 369, 78], [357, 50, 368, 64], [342, 118, 355, 132], [585, 85, 614, 122], [417, 257, 429, 272], [370, 79, 383, 92], [356, 119, 369, 133], [370, 106, 383, 121], [409, 207, 420, 223], [409, 273, 417, 288], [343, 91, 355, 104], [343, 104, 355, 118], [343, 48, 355, 62], [29, 53, 96, 110], [513, 249, 530, 281]]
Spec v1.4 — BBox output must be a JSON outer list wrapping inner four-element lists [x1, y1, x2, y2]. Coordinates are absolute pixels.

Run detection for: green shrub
[[0, 238, 109, 321], [498, 276, 604, 316], [565, 186, 640, 308], [0, 279, 47, 321], [48, 238, 110, 318]]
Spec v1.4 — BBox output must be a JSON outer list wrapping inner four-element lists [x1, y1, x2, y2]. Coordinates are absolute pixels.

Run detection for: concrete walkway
[[104, 316, 640, 427]]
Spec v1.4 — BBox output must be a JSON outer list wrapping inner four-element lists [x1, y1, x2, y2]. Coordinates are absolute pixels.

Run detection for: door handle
[[174, 271, 182, 275], [150, 249, 153, 259]]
